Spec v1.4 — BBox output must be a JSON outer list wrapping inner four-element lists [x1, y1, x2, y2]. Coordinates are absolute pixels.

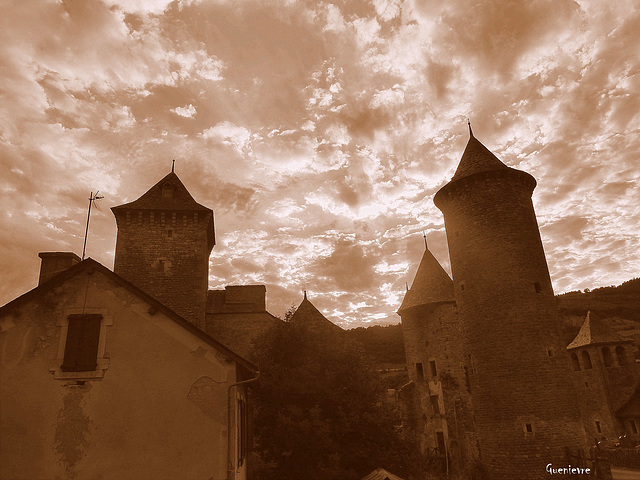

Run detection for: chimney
[[38, 252, 81, 285]]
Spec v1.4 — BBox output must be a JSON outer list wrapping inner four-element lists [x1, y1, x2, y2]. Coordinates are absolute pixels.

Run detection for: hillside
[[349, 278, 640, 366], [557, 277, 640, 322]]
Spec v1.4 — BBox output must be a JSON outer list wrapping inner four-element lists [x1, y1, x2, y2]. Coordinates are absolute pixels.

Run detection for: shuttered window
[[61, 314, 103, 372]]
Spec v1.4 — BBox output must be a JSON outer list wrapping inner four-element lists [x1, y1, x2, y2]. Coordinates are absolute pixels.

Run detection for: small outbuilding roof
[[361, 467, 405, 480]]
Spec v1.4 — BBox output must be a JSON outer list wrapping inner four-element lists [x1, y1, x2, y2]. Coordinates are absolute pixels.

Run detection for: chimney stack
[[38, 252, 81, 285]]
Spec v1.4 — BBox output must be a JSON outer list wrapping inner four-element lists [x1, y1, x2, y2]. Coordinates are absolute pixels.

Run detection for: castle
[[398, 126, 640, 479]]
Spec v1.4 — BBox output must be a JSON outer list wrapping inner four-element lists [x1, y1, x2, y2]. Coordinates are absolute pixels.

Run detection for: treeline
[[557, 277, 640, 322], [345, 323, 406, 365]]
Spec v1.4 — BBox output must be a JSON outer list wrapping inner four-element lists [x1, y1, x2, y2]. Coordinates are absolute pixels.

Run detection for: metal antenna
[[82, 191, 104, 260]]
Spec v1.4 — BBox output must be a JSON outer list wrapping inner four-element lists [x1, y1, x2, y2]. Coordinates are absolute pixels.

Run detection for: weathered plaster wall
[[0, 270, 242, 480]]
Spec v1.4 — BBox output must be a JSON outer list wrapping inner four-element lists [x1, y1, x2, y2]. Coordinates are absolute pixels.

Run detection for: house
[[0, 254, 256, 480]]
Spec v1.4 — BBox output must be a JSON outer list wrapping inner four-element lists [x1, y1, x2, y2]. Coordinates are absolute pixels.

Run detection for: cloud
[[1, 0, 638, 329]]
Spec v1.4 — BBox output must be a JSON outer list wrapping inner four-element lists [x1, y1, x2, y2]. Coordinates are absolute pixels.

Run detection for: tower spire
[[423, 231, 428, 250], [171, 159, 175, 173], [467, 118, 473, 138], [303, 290, 307, 300]]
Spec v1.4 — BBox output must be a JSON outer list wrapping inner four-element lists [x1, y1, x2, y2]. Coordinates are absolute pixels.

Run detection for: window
[[167, 229, 173, 238], [416, 363, 424, 381], [602, 347, 613, 367], [616, 346, 628, 365], [61, 314, 102, 372], [595, 421, 602, 434], [429, 360, 438, 378], [581, 351, 593, 370], [435, 432, 445, 455], [534, 282, 542, 293], [237, 398, 247, 467], [523, 422, 535, 436], [430, 395, 440, 415], [547, 348, 554, 357], [571, 352, 581, 371]]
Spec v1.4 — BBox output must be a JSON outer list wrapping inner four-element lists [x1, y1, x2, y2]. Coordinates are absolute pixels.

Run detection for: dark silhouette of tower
[[112, 170, 214, 329], [432, 127, 587, 479]]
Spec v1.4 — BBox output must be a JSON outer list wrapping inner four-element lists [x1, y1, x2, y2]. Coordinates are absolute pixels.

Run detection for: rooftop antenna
[[172, 159, 175, 173], [82, 191, 104, 260], [423, 230, 428, 250]]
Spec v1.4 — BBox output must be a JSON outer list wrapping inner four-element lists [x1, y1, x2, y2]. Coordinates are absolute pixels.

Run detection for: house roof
[[361, 467, 405, 480], [112, 171, 211, 212], [566, 311, 633, 350], [289, 293, 343, 332], [398, 247, 455, 313], [0, 258, 257, 375], [450, 127, 510, 182]]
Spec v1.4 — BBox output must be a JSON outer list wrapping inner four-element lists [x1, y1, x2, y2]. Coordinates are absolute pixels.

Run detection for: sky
[[1, 0, 638, 328]]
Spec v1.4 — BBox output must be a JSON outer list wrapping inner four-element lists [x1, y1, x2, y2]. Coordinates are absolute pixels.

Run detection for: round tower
[[112, 169, 214, 329], [433, 127, 586, 479], [399, 244, 479, 473]]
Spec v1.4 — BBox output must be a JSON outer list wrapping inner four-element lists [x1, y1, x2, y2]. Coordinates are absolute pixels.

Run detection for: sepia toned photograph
[[0, 1, 639, 479]]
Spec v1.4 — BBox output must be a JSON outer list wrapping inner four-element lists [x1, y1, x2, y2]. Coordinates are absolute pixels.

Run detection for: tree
[[250, 322, 420, 480]]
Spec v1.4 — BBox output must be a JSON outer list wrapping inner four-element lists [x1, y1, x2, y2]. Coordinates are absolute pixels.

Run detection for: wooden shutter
[[61, 314, 103, 372]]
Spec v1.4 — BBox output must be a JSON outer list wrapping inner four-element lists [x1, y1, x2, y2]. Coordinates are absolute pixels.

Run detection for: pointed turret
[[398, 247, 454, 313], [567, 311, 632, 349], [450, 132, 510, 182], [289, 293, 343, 333]]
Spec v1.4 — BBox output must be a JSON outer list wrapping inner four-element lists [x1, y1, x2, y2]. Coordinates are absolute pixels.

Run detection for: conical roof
[[398, 247, 454, 313], [290, 293, 343, 332], [451, 129, 509, 182], [567, 311, 632, 350], [112, 171, 211, 212]]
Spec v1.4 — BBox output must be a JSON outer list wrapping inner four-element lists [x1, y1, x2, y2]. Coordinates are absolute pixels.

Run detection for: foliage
[[346, 323, 406, 364], [251, 323, 420, 480]]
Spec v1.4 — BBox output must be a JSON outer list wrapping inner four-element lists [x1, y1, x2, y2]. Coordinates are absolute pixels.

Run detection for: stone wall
[[113, 209, 213, 329]]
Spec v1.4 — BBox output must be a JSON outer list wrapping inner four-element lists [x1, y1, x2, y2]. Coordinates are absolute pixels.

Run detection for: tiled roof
[[289, 294, 343, 332], [567, 311, 632, 349], [361, 467, 405, 480], [398, 247, 454, 313], [112, 171, 211, 212], [450, 131, 510, 182]]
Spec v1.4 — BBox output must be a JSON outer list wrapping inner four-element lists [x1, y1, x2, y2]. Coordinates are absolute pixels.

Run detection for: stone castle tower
[[112, 169, 214, 329], [401, 126, 588, 479], [397, 245, 479, 469]]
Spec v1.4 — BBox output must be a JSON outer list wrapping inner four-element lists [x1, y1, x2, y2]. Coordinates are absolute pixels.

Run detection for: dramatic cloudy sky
[[1, 0, 638, 328]]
